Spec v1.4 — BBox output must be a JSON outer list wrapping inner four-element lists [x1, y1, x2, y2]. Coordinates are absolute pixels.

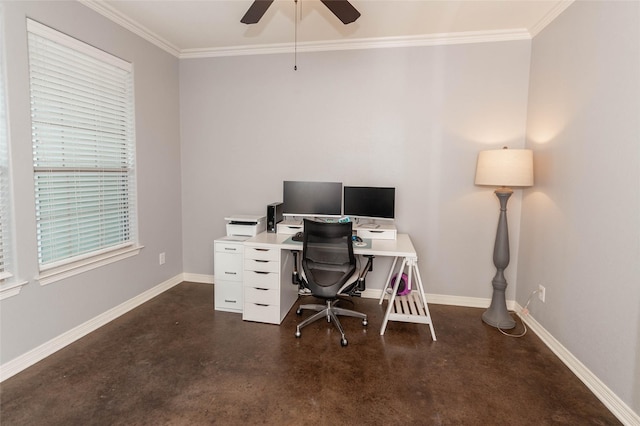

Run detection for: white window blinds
[[27, 20, 138, 268], [0, 12, 10, 280]]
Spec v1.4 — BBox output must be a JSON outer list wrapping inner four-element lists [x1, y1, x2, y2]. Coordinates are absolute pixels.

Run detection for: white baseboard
[[514, 304, 639, 426], [374, 291, 638, 424], [2, 280, 637, 424], [363, 289, 494, 309], [0, 273, 183, 382], [182, 273, 213, 284]]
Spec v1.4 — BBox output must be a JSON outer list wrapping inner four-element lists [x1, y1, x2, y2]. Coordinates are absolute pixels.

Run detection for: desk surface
[[245, 232, 417, 259]]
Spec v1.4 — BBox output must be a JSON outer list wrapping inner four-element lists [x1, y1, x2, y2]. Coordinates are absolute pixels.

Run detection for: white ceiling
[[81, 0, 574, 58]]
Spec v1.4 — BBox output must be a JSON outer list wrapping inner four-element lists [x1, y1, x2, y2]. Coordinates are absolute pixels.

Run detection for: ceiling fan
[[241, 0, 361, 25]]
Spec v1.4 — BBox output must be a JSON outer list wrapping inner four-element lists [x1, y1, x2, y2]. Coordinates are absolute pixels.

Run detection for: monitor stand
[[283, 216, 340, 225], [281, 217, 303, 226], [360, 222, 380, 229], [355, 218, 394, 229]]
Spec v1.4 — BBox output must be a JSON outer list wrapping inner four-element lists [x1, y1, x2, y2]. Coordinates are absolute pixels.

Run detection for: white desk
[[242, 232, 436, 340], [246, 231, 415, 256]]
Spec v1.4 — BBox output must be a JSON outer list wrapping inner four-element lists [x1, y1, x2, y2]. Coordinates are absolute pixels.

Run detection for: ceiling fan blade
[[320, 0, 361, 24], [241, 0, 275, 24]]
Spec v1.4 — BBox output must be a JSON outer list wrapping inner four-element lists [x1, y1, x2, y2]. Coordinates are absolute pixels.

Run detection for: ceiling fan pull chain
[[294, 0, 298, 70]]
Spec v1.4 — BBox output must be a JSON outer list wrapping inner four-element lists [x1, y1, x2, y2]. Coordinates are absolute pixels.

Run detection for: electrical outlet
[[159, 252, 166, 265], [538, 284, 546, 303]]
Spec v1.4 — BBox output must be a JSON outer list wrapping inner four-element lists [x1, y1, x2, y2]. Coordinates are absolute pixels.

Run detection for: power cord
[[496, 289, 538, 338]]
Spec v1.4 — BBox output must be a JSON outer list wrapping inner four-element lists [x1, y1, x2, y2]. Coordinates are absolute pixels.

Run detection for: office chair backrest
[[302, 219, 356, 298]]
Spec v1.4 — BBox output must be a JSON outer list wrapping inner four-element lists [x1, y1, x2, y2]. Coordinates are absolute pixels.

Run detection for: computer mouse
[[293, 232, 304, 241]]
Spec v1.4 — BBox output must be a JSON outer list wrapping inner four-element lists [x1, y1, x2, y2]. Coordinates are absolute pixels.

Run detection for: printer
[[224, 214, 266, 237]]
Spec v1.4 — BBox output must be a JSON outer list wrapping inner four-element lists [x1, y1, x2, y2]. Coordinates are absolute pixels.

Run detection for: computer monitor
[[343, 186, 395, 220], [282, 181, 343, 217]]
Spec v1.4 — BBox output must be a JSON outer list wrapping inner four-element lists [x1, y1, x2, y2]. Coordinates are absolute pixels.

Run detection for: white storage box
[[276, 220, 303, 235], [355, 223, 397, 240]]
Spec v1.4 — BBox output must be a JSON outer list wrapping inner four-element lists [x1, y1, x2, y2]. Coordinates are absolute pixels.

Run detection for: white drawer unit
[[244, 258, 280, 273], [245, 245, 280, 261], [214, 236, 246, 313], [244, 286, 281, 305], [244, 269, 280, 289], [243, 244, 298, 325]]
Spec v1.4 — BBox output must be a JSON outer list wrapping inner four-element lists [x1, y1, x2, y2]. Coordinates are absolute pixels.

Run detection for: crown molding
[[79, 1, 531, 60], [79, 0, 181, 57], [180, 29, 531, 59], [529, 0, 575, 37]]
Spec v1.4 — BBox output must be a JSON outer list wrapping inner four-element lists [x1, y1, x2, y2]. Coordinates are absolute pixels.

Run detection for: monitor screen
[[283, 181, 343, 217], [343, 186, 395, 219]]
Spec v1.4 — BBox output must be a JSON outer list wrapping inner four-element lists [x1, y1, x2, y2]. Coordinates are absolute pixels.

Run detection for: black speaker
[[267, 202, 283, 233]]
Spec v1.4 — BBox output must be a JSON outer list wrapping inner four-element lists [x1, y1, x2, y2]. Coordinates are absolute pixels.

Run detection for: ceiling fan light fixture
[[320, 0, 360, 24], [240, 0, 275, 24], [240, 0, 360, 25]]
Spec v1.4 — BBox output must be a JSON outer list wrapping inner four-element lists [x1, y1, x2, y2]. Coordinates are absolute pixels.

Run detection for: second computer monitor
[[283, 181, 343, 217], [343, 186, 395, 220]]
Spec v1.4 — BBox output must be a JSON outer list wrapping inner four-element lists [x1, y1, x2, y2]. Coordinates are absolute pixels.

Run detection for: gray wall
[[520, 0, 640, 413], [4, 0, 637, 418], [0, 1, 183, 363], [179, 41, 532, 298]]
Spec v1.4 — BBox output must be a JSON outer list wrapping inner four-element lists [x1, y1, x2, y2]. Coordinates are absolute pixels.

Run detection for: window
[[0, 7, 29, 300], [28, 20, 139, 280], [0, 10, 10, 282]]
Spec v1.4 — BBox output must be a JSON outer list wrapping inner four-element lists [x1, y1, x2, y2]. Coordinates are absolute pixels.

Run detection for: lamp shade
[[475, 148, 533, 187]]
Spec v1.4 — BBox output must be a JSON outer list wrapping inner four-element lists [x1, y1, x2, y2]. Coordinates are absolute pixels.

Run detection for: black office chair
[[295, 219, 368, 346]]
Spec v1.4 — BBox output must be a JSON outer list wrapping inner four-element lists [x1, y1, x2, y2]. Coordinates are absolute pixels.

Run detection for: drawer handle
[[255, 259, 269, 263], [255, 287, 269, 291], [253, 271, 269, 275], [255, 303, 269, 307], [224, 247, 237, 251], [254, 248, 269, 252], [369, 230, 384, 233], [224, 299, 237, 303], [224, 272, 237, 275]]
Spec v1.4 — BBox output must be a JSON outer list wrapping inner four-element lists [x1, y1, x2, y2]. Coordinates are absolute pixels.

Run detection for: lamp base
[[482, 188, 516, 330], [482, 298, 516, 329]]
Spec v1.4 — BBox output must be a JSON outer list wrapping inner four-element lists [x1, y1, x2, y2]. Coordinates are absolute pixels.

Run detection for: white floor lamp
[[475, 147, 533, 329]]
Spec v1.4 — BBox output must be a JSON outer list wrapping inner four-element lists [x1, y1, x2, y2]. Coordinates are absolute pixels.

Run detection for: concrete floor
[[0, 282, 621, 425]]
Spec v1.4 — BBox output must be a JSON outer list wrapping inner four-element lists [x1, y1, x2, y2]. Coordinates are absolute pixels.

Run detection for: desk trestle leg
[[379, 257, 436, 341]]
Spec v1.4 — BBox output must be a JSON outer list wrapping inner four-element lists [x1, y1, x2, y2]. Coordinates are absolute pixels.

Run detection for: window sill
[[38, 245, 144, 286], [0, 279, 29, 301]]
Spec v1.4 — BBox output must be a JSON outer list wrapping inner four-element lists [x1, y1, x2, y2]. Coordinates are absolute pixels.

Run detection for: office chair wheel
[[296, 308, 302, 315], [362, 319, 368, 326], [295, 329, 301, 338], [341, 338, 348, 347]]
